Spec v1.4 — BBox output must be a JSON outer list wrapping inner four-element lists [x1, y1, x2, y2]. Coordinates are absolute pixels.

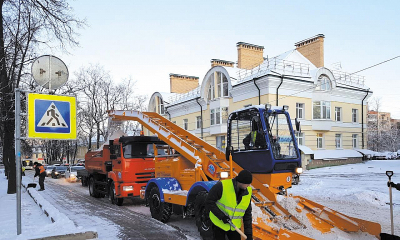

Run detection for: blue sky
[[55, 1, 400, 117]]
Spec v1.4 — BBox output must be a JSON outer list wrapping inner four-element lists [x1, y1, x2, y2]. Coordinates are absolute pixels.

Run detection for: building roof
[[298, 145, 314, 154], [314, 149, 362, 160]]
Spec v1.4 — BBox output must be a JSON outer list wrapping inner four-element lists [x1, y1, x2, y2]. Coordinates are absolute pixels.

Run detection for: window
[[317, 133, 324, 149], [196, 116, 202, 129], [216, 108, 221, 124], [316, 75, 331, 91], [211, 107, 227, 125], [183, 119, 188, 130], [208, 71, 229, 100], [352, 134, 358, 148], [296, 132, 304, 145], [222, 107, 229, 124], [352, 109, 358, 123], [216, 136, 225, 151], [207, 74, 215, 101], [335, 107, 342, 122], [335, 134, 342, 149], [296, 103, 304, 119], [313, 101, 331, 119]]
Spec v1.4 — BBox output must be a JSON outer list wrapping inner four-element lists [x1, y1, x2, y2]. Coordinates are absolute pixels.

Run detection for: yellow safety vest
[[251, 131, 257, 145], [209, 179, 252, 231]]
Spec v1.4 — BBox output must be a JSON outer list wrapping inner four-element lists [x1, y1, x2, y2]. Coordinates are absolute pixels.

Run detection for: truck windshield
[[123, 143, 167, 158], [264, 112, 298, 160]]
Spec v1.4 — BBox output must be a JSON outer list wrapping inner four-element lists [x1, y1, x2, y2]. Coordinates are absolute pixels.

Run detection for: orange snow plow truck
[[81, 134, 167, 205], [108, 106, 382, 240]]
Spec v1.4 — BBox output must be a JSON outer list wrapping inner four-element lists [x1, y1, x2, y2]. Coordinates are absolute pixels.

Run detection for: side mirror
[[295, 118, 301, 133]]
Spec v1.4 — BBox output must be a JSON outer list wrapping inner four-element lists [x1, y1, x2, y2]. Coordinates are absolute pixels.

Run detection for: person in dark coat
[[388, 181, 400, 191], [33, 162, 46, 191], [206, 170, 253, 240]]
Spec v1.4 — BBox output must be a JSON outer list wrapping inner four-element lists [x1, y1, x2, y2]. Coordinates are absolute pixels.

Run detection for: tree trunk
[[0, 0, 17, 194], [96, 122, 100, 149]]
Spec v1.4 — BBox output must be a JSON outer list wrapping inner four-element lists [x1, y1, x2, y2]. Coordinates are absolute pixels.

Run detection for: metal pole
[[15, 88, 22, 235], [386, 171, 394, 235], [389, 184, 394, 235]]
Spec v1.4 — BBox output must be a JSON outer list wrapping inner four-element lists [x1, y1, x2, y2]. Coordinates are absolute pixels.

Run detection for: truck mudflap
[[144, 178, 182, 202]]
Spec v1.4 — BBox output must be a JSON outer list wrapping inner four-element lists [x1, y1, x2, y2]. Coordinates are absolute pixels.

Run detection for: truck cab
[[85, 135, 167, 206], [227, 105, 302, 175]]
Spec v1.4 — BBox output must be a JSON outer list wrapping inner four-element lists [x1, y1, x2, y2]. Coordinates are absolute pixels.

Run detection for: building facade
[[148, 35, 371, 167]]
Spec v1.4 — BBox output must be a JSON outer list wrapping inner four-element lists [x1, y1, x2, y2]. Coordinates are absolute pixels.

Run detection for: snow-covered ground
[[1, 160, 399, 240], [289, 160, 400, 238]]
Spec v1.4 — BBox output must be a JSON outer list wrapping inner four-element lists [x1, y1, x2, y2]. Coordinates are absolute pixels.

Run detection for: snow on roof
[[298, 145, 314, 154], [354, 149, 376, 156], [314, 149, 362, 160]]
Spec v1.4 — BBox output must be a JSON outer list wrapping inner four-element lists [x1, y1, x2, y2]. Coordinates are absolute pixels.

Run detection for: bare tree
[[0, 0, 84, 193]]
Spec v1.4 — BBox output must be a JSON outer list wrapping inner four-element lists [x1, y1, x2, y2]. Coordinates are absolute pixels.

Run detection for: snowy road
[[22, 160, 400, 239], [24, 171, 200, 239]]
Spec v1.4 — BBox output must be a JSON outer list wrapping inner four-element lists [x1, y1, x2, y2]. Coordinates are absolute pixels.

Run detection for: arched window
[[208, 71, 229, 100], [316, 75, 331, 91]]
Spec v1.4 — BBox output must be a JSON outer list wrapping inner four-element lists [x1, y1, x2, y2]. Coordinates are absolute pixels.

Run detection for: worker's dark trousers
[[212, 225, 240, 240], [39, 175, 45, 190]]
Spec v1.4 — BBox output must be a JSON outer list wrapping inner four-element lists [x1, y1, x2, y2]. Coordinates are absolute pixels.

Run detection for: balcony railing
[[235, 57, 311, 84]]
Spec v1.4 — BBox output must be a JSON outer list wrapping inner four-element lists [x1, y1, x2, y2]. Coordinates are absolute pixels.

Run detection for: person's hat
[[236, 169, 252, 184], [33, 162, 38, 165]]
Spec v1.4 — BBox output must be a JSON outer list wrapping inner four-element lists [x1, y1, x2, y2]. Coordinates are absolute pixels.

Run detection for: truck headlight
[[220, 172, 229, 179], [295, 167, 303, 174], [123, 186, 134, 191]]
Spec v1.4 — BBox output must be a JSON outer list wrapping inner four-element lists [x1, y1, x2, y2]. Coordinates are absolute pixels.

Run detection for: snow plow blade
[[293, 196, 381, 237]]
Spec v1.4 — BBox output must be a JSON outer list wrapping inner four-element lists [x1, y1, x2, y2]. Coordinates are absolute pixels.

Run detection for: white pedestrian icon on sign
[[37, 102, 68, 128]]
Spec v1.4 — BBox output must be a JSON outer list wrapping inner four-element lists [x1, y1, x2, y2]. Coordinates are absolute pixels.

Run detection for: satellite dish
[[31, 55, 69, 90]]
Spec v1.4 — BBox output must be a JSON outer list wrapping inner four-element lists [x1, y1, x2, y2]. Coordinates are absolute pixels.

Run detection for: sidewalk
[[0, 169, 97, 240]]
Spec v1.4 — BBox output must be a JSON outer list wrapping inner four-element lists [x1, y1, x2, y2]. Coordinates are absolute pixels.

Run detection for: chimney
[[295, 34, 325, 68], [169, 73, 199, 94], [237, 42, 264, 69], [211, 59, 234, 68]]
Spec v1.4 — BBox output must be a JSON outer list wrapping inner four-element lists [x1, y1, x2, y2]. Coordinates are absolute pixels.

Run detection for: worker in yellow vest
[[206, 169, 253, 240]]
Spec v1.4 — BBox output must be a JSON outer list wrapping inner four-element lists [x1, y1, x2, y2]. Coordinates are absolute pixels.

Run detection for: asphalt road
[[25, 170, 201, 239]]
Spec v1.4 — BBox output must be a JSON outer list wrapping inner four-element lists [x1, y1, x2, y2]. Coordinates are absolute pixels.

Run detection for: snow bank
[[314, 149, 362, 160]]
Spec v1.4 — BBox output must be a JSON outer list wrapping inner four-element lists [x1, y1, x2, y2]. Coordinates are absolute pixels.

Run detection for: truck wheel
[[195, 192, 213, 240], [81, 178, 88, 187], [109, 182, 124, 206], [89, 177, 100, 198], [149, 187, 172, 223]]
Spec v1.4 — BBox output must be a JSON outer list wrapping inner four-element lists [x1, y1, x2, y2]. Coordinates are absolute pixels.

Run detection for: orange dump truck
[[81, 135, 166, 205]]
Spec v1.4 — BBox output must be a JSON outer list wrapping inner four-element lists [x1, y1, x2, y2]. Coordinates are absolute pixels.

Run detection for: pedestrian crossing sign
[[28, 93, 76, 139]]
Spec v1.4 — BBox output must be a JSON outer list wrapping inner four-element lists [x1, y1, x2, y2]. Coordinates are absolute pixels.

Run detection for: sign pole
[[15, 88, 22, 235]]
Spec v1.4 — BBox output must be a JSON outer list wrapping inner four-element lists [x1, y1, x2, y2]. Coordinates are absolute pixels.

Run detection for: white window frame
[[352, 109, 358, 123], [313, 101, 331, 120], [210, 109, 215, 125], [335, 134, 342, 149], [296, 103, 305, 119], [216, 135, 226, 150], [317, 133, 324, 149], [196, 116, 202, 129], [296, 132, 304, 145], [335, 107, 342, 122], [216, 108, 221, 125], [352, 134, 358, 148], [207, 73, 215, 101], [183, 119, 188, 130], [316, 75, 331, 91]]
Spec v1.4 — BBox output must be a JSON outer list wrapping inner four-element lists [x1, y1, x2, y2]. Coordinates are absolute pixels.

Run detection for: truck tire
[[109, 182, 124, 206], [195, 191, 213, 240], [149, 187, 172, 223], [89, 177, 100, 198]]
